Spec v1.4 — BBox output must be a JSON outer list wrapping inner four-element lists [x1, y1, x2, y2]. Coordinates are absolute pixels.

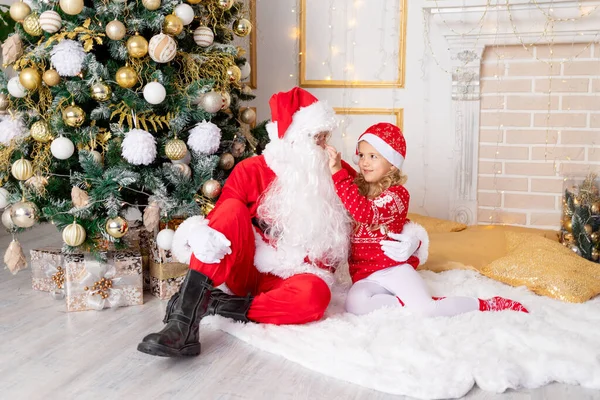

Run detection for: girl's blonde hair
[[354, 168, 407, 199]]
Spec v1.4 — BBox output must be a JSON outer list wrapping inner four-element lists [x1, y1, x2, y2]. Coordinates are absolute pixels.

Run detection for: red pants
[[189, 199, 331, 325]]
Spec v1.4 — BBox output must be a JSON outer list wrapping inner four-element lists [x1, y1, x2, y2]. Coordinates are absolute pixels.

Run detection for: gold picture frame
[[234, 0, 257, 89], [299, 0, 407, 88], [334, 108, 404, 129]]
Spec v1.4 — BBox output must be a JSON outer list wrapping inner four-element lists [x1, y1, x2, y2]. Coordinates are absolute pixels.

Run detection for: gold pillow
[[407, 213, 467, 234], [420, 228, 507, 273], [479, 232, 600, 303]]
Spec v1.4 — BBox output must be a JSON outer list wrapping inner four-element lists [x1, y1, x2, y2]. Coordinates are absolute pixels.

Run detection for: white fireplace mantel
[[422, 0, 600, 224]]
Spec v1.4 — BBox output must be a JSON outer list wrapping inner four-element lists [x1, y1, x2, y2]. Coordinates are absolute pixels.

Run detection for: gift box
[[127, 226, 153, 290], [149, 260, 188, 299], [65, 250, 144, 312], [31, 247, 66, 295]]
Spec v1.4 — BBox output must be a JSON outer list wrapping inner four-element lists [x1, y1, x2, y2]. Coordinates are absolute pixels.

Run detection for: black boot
[[208, 287, 254, 323], [137, 269, 212, 357]]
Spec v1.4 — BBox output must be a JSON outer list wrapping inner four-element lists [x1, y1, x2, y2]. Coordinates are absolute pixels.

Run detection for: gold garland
[[30, 140, 53, 177], [181, 51, 235, 91], [0, 143, 16, 186]]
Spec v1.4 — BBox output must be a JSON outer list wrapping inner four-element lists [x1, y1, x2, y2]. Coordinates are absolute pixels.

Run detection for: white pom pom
[[7, 77, 26, 98], [122, 128, 157, 165], [156, 228, 175, 250], [187, 120, 221, 155], [50, 136, 75, 159], [0, 116, 27, 145], [50, 40, 86, 77]]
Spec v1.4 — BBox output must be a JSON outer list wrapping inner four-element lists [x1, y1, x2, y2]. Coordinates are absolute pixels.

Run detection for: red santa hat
[[355, 122, 406, 169], [268, 87, 337, 140]]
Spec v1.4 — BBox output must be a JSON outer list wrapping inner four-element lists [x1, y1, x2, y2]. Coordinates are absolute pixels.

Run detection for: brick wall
[[478, 43, 600, 229]]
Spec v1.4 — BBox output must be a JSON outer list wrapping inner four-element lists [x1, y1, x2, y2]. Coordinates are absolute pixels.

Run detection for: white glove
[[380, 232, 420, 263], [188, 225, 232, 264]]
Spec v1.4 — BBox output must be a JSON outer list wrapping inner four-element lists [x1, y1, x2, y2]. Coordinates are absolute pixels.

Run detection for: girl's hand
[[326, 145, 342, 174]]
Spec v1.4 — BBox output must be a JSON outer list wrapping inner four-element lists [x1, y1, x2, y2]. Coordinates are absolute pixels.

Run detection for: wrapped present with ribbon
[[30, 247, 67, 299], [65, 250, 144, 312], [123, 226, 153, 291], [149, 260, 188, 300]]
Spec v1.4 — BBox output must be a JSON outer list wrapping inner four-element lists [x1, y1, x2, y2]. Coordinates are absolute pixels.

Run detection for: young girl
[[327, 122, 528, 317]]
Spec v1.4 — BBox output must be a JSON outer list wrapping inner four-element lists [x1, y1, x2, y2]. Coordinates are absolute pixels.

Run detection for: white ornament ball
[[199, 91, 223, 113], [172, 150, 191, 165], [143, 82, 167, 105], [62, 221, 86, 246], [193, 26, 214, 47], [59, 0, 84, 15], [51, 136, 75, 160], [156, 228, 175, 250], [39, 10, 62, 34], [50, 39, 85, 77], [148, 33, 177, 64], [7, 77, 26, 98], [0, 188, 10, 209], [240, 61, 251, 80], [122, 128, 157, 165], [187, 120, 221, 155], [174, 4, 194, 25], [2, 207, 13, 229]]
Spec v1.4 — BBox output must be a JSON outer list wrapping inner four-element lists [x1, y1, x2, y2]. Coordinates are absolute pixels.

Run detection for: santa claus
[[138, 87, 427, 358]]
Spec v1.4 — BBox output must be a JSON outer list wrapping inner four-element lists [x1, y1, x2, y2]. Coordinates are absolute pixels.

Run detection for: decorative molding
[[423, 0, 600, 224], [299, 0, 408, 88]]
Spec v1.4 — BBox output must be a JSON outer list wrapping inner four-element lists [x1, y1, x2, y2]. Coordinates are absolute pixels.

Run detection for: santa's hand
[[188, 226, 232, 264], [380, 232, 420, 262]]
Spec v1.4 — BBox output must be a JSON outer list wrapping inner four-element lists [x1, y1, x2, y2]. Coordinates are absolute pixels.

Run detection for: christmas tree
[[0, 0, 268, 272]]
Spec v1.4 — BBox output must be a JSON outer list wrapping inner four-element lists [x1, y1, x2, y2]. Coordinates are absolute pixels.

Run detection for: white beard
[[259, 137, 352, 269]]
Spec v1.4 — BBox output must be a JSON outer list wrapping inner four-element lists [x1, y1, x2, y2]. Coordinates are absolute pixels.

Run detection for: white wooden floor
[[1, 224, 600, 400]]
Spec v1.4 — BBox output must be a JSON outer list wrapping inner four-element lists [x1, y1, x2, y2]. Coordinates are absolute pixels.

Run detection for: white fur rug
[[203, 270, 600, 399]]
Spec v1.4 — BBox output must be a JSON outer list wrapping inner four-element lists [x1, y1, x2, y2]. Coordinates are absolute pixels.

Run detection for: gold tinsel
[[577, 173, 600, 207], [30, 141, 53, 178], [177, 52, 236, 91], [0, 144, 16, 186]]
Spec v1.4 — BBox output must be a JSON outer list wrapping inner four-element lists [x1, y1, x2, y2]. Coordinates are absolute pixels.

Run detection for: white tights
[[345, 264, 480, 317]]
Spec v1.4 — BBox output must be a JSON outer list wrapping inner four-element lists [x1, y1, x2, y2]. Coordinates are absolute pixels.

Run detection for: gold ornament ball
[[25, 175, 48, 193], [142, 0, 161, 10], [90, 81, 112, 102], [163, 14, 183, 36], [43, 69, 60, 86], [218, 153, 235, 170], [217, 0, 234, 10], [63, 221, 86, 246], [62, 104, 86, 127], [59, 0, 84, 15], [11, 159, 33, 181], [106, 20, 126, 41], [10, 201, 37, 228], [585, 224, 593, 235], [186, 0, 202, 4], [127, 34, 149, 58], [23, 13, 43, 37], [165, 138, 188, 160], [221, 91, 231, 110], [564, 219, 573, 233], [239, 107, 256, 125], [116, 66, 138, 88], [226, 65, 242, 83], [592, 202, 600, 214], [173, 163, 192, 178], [563, 232, 574, 242], [19, 67, 42, 91], [232, 18, 252, 37], [30, 120, 52, 143], [574, 197, 581, 206], [591, 232, 600, 243], [105, 216, 128, 238], [593, 249, 600, 262], [231, 141, 246, 157], [241, 84, 253, 95], [10, 1, 31, 22], [0, 94, 9, 112], [202, 179, 222, 199]]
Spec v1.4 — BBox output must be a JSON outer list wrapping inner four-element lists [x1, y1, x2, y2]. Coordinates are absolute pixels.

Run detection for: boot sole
[[137, 342, 201, 357]]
